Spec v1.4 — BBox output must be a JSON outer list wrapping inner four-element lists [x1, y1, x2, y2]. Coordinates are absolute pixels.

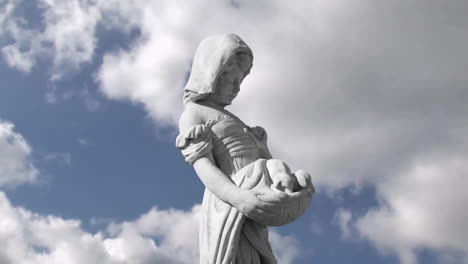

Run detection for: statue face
[[210, 61, 245, 106]]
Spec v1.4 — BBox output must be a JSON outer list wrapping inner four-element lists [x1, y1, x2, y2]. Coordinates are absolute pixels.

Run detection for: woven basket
[[233, 159, 314, 226]]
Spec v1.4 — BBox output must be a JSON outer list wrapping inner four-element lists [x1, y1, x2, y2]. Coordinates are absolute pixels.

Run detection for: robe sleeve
[[175, 124, 213, 165], [251, 126, 273, 159]]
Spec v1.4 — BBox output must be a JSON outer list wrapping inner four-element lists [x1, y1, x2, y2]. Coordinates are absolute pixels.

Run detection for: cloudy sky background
[[1, 0, 468, 263]]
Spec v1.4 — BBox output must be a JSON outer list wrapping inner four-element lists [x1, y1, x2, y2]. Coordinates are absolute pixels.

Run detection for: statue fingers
[[289, 188, 313, 199], [294, 170, 315, 193], [245, 207, 276, 221], [293, 170, 312, 187], [256, 190, 287, 203]]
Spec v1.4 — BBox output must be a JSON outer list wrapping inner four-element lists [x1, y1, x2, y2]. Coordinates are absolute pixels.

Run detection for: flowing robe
[[176, 115, 277, 264]]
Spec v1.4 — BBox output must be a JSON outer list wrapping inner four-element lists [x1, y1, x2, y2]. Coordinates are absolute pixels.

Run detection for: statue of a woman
[[176, 34, 314, 264]]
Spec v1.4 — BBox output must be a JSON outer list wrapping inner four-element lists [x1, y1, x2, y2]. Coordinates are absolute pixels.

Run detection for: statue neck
[[198, 100, 228, 111]]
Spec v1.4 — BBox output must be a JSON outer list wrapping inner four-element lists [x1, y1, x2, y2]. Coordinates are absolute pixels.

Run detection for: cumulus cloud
[[354, 153, 468, 264], [0, 0, 101, 77], [2, 0, 468, 263], [334, 208, 353, 240], [269, 231, 300, 264], [92, 5, 468, 262], [95, 0, 236, 124], [92, 0, 468, 191], [40, 0, 101, 72], [1, 44, 34, 72], [0, 120, 38, 187], [97, 32, 188, 124], [0, 191, 193, 264], [0, 2, 36, 72], [0, 192, 300, 264]]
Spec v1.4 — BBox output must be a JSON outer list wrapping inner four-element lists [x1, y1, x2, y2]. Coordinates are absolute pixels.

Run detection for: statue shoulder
[[179, 102, 207, 134]]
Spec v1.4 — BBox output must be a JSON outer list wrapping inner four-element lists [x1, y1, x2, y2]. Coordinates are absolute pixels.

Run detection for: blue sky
[[1, 1, 468, 263]]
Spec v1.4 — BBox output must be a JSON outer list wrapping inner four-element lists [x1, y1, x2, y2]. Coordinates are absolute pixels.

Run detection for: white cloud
[[0, 0, 101, 78], [1, 44, 34, 72], [39, 0, 101, 76], [91, 7, 468, 262], [90, 0, 468, 191], [0, 1, 36, 72], [0, 192, 300, 264], [354, 154, 468, 264], [2, 0, 468, 263], [43, 152, 72, 166], [334, 208, 353, 240], [105, 205, 201, 263], [97, 32, 188, 124], [0, 120, 38, 187], [269, 231, 300, 264]]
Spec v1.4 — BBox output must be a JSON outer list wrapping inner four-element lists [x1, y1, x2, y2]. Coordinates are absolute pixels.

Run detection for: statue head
[[183, 34, 253, 106]]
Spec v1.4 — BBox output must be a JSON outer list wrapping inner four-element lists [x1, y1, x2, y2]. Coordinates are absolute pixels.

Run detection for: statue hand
[[258, 187, 312, 203], [232, 188, 313, 223], [292, 170, 315, 193], [231, 189, 276, 221]]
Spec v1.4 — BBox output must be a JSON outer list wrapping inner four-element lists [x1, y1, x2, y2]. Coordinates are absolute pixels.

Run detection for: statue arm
[[178, 107, 275, 217], [193, 157, 276, 219], [192, 157, 240, 204], [178, 108, 239, 203]]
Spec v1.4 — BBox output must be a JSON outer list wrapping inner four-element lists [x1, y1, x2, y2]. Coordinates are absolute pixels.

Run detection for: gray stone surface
[[176, 34, 314, 263]]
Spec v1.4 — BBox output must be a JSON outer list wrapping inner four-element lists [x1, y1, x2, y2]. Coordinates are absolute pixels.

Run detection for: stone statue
[[176, 34, 314, 264]]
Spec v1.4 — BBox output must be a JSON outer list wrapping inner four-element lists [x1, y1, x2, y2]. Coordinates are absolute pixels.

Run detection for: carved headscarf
[[183, 34, 253, 104]]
